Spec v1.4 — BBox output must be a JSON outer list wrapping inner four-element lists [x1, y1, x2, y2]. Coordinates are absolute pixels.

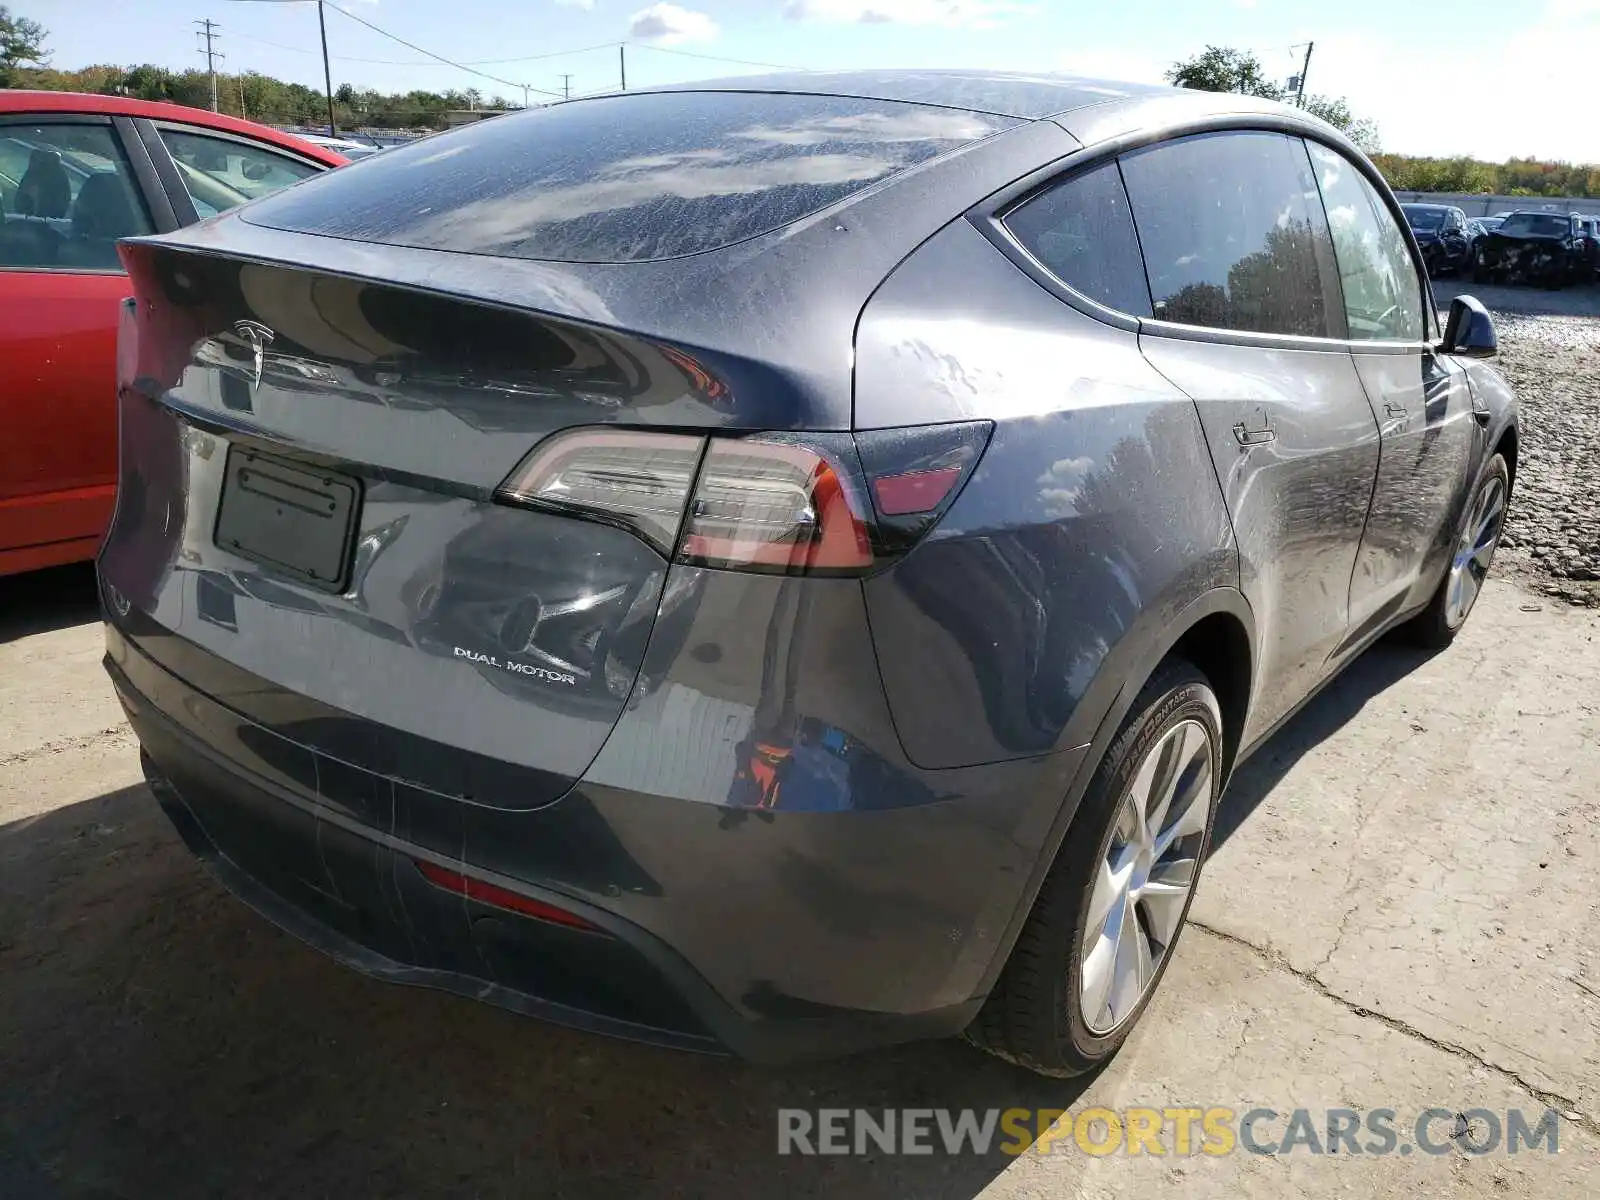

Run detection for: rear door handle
[[1232, 421, 1276, 446]]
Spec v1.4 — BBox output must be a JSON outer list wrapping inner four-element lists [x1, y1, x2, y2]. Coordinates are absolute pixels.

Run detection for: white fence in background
[[1395, 192, 1600, 217]]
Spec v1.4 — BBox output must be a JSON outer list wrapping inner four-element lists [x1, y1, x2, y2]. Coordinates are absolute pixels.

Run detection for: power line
[[625, 42, 808, 73], [229, 28, 619, 68], [195, 19, 224, 112], [321, 1, 565, 97]]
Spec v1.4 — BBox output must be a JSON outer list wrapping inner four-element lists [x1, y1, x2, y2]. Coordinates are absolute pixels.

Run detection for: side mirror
[[1441, 294, 1497, 359]]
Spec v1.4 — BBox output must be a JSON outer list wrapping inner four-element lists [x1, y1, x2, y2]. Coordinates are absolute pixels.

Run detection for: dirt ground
[[3, 292, 1599, 1198]]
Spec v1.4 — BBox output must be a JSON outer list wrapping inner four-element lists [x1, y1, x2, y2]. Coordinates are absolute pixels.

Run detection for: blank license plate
[[214, 448, 361, 591]]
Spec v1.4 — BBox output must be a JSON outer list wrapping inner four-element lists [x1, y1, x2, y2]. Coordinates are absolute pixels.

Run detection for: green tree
[[1168, 45, 1381, 151], [1301, 95, 1380, 153], [0, 4, 48, 87], [1166, 45, 1283, 97]]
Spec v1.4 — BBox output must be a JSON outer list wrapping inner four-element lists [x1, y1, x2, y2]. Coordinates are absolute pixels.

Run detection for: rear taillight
[[495, 428, 706, 556], [496, 422, 990, 576], [678, 435, 875, 574]]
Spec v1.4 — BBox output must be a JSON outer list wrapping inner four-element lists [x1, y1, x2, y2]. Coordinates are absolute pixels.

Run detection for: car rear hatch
[[102, 91, 1032, 814], [105, 244, 753, 810]]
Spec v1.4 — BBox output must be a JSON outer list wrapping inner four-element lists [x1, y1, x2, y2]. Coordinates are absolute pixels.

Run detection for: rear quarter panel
[[855, 219, 1239, 770]]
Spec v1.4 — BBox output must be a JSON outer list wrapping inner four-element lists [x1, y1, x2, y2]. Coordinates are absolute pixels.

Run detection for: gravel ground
[[1433, 279, 1600, 606]]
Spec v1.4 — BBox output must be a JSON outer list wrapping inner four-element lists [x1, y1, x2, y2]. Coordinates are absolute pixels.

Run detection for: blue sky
[[23, 0, 1600, 162]]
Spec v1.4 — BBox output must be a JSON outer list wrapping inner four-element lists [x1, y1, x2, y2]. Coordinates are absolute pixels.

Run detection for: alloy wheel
[[1079, 718, 1214, 1035], [1445, 473, 1507, 630]]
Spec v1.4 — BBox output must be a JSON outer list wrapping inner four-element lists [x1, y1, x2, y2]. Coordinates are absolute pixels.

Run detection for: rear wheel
[[1407, 453, 1510, 649], [966, 659, 1222, 1077]]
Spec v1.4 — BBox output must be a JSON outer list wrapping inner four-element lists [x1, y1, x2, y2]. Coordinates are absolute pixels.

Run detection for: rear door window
[[1002, 160, 1152, 316], [1120, 131, 1343, 338], [0, 121, 153, 270], [239, 91, 1016, 263], [1304, 141, 1425, 343], [157, 128, 320, 218]]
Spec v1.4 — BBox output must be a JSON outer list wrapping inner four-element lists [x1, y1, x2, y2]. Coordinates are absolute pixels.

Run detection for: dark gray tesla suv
[[101, 71, 1517, 1077]]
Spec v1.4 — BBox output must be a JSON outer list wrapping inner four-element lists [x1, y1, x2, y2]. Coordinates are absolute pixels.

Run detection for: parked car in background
[[1575, 215, 1600, 280], [0, 91, 344, 577], [1473, 216, 1505, 234], [1401, 203, 1473, 276], [104, 72, 1518, 1078], [1473, 210, 1589, 287], [296, 133, 384, 161]]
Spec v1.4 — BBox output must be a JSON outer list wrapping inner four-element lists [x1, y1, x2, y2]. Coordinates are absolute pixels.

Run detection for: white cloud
[[730, 108, 998, 145], [397, 148, 895, 250], [1309, 12, 1600, 163], [1036, 456, 1094, 518], [785, 0, 1031, 29], [1055, 48, 1170, 86], [628, 3, 720, 43]]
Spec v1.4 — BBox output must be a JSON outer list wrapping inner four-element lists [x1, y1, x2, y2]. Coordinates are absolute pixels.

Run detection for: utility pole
[[238, 75, 247, 118], [1294, 41, 1314, 108], [560, 73, 571, 101], [619, 43, 626, 91], [317, 0, 337, 136], [195, 19, 223, 112]]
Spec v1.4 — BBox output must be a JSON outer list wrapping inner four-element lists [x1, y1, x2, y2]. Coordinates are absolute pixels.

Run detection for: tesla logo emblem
[[232, 320, 275, 391]]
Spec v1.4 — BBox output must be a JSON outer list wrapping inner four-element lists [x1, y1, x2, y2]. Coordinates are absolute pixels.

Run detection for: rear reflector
[[414, 860, 605, 933], [871, 466, 964, 516]]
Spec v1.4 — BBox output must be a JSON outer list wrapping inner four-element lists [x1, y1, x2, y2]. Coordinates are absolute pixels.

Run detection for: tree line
[[4, 8, 1598, 194], [1168, 46, 1600, 198], [2, 4, 514, 130], [13, 63, 517, 131]]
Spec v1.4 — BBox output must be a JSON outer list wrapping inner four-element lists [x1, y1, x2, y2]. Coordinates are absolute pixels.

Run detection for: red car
[[1, 92, 345, 576]]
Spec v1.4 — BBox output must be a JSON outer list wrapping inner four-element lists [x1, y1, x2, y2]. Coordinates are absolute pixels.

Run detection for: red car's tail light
[[495, 428, 706, 556], [414, 860, 604, 933], [676, 436, 875, 574], [495, 422, 991, 576]]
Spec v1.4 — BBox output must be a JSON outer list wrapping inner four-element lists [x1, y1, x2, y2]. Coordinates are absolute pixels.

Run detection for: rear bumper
[[108, 622, 1080, 1062]]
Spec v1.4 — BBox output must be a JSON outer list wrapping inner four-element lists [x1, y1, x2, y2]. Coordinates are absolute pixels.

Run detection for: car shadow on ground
[[0, 613, 1439, 1200], [0, 781, 1104, 1200], [1210, 635, 1439, 849], [0, 563, 100, 644]]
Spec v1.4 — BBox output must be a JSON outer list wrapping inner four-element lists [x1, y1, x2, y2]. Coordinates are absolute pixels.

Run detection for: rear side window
[[0, 121, 153, 271], [158, 128, 320, 218], [241, 91, 1015, 263], [1120, 131, 1342, 338], [1305, 141, 1424, 342], [1003, 160, 1152, 316]]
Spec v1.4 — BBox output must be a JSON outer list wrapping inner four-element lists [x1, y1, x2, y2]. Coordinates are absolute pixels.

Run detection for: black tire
[[965, 659, 1223, 1077], [1406, 453, 1510, 649]]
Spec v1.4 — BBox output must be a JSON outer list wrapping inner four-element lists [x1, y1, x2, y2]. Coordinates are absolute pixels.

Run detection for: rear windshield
[[241, 91, 1014, 263], [1497, 213, 1570, 236], [1402, 206, 1446, 229]]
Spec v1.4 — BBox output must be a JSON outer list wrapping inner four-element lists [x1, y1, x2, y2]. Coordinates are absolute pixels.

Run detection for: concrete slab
[[2, 572, 1596, 1198], [1191, 579, 1600, 1122]]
